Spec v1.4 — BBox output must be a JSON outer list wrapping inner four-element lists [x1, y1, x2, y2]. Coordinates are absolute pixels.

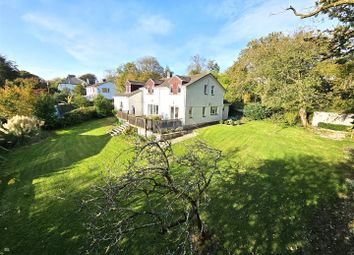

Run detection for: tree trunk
[[299, 108, 308, 127]]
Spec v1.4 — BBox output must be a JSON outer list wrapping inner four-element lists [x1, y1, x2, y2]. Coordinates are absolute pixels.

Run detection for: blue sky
[[0, 0, 334, 80]]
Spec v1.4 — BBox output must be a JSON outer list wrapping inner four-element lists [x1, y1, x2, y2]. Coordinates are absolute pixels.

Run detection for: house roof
[[60, 75, 87, 86], [127, 80, 145, 86], [87, 81, 114, 88], [116, 89, 142, 97], [159, 72, 215, 88]]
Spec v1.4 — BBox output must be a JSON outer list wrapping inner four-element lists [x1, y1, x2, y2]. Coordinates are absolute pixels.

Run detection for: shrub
[[145, 115, 161, 120], [318, 122, 350, 132], [58, 106, 98, 127], [240, 117, 250, 124], [56, 103, 74, 116], [73, 85, 86, 96], [270, 112, 284, 124], [0, 115, 43, 145], [284, 112, 299, 126], [243, 103, 270, 120], [73, 96, 90, 108], [122, 125, 137, 136], [34, 93, 56, 129], [0, 83, 36, 119], [53, 89, 70, 104], [94, 95, 113, 117]]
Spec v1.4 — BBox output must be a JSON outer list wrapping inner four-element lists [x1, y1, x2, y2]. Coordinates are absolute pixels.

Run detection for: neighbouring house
[[57, 75, 87, 92], [114, 72, 229, 130], [86, 80, 116, 101]]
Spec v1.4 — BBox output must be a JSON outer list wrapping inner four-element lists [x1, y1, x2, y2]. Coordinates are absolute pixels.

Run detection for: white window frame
[[211, 86, 215, 96], [148, 104, 159, 115]]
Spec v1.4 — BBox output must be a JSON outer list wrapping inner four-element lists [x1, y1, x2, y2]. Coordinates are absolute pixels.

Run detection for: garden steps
[[110, 122, 130, 136]]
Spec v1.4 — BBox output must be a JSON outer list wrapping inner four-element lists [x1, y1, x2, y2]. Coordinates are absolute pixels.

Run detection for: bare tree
[[82, 140, 222, 254], [187, 55, 207, 75], [287, 0, 354, 18]]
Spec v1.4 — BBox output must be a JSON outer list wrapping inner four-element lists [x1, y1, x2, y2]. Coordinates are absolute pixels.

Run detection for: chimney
[[167, 71, 173, 78], [86, 78, 90, 85]]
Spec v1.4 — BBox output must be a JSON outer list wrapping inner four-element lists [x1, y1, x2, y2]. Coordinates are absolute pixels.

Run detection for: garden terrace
[[116, 110, 182, 133]]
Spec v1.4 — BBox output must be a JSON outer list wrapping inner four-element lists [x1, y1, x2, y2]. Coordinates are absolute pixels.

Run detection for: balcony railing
[[116, 111, 182, 133]]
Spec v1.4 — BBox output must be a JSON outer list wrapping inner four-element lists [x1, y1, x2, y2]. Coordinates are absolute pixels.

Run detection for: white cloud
[[137, 15, 173, 35], [22, 12, 173, 70], [189, 0, 335, 71]]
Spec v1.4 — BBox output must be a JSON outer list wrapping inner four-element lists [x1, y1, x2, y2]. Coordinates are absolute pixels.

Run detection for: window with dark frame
[[211, 86, 215, 96], [210, 106, 218, 115], [188, 107, 192, 118], [202, 106, 206, 117], [204, 84, 208, 95]]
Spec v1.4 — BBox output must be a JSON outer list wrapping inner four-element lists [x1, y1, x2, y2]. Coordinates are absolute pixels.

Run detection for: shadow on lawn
[[207, 155, 353, 255], [0, 121, 112, 254]]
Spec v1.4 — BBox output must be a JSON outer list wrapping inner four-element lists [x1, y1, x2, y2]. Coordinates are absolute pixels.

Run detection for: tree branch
[[287, 1, 354, 19]]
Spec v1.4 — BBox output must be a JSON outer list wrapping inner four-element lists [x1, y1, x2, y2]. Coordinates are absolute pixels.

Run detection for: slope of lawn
[[188, 121, 353, 254], [0, 119, 352, 254], [0, 118, 132, 255]]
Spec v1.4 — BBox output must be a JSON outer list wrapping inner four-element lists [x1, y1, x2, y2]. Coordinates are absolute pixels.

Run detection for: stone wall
[[312, 111, 354, 126]]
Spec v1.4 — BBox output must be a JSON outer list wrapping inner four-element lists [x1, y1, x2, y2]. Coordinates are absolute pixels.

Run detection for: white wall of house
[[86, 82, 116, 101], [129, 91, 143, 116], [142, 86, 186, 122], [114, 96, 129, 112], [312, 111, 353, 126], [184, 75, 225, 126], [114, 74, 227, 127]]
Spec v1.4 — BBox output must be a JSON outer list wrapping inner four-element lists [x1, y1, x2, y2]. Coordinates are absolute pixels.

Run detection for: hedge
[[55, 106, 99, 128], [317, 122, 350, 132], [243, 103, 271, 120]]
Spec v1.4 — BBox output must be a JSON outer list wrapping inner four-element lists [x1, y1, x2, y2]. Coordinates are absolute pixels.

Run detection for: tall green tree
[[227, 31, 330, 127], [114, 57, 164, 92], [0, 55, 18, 87], [135, 56, 164, 81], [79, 73, 97, 85]]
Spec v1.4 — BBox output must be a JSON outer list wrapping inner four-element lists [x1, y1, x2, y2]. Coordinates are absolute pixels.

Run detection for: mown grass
[[189, 121, 353, 254], [0, 119, 352, 254], [0, 118, 132, 254]]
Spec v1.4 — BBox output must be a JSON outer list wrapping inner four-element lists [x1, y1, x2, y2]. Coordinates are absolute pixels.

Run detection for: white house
[[114, 73, 229, 128], [57, 75, 87, 92], [86, 81, 116, 101]]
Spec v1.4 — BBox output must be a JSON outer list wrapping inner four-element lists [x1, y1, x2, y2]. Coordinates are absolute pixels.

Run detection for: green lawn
[[0, 119, 352, 254]]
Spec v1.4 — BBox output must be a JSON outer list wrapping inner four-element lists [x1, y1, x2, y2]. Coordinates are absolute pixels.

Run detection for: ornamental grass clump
[[0, 115, 44, 145]]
